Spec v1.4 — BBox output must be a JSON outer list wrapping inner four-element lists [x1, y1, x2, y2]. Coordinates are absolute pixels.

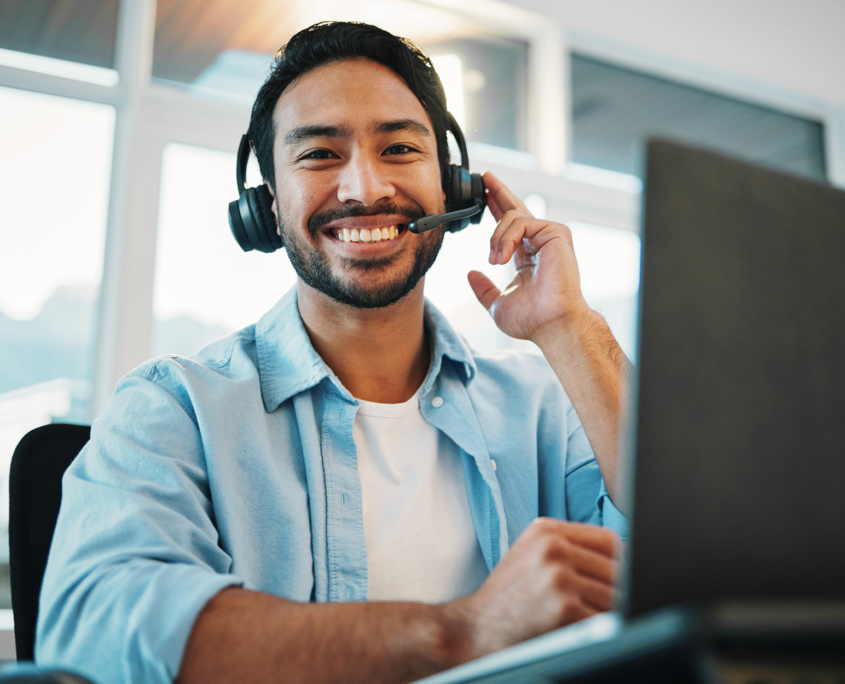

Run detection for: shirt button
[[491, 459, 497, 471], [431, 396, 444, 408]]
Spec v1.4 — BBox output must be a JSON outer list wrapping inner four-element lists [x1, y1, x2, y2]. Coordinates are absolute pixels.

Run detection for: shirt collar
[[256, 287, 479, 413]]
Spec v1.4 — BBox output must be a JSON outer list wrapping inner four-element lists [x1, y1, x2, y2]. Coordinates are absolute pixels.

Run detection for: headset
[[228, 113, 487, 253]]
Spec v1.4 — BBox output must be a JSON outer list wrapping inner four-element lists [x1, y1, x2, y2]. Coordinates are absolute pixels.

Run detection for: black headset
[[228, 113, 486, 253]]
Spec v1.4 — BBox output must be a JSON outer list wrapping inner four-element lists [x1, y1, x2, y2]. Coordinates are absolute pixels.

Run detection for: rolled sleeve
[[595, 480, 629, 542], [36, 363, 244, 683]]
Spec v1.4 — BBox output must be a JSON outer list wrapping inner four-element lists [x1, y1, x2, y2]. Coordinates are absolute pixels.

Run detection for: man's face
[[269, 58, 446, 309]]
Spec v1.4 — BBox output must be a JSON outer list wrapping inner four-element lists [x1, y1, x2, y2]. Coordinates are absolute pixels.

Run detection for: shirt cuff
[[597, 481, 629, 542]]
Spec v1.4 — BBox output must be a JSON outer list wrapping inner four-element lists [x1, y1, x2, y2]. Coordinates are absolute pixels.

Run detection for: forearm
[[533, 307, 632, 509], [177, 587, 472, 684]]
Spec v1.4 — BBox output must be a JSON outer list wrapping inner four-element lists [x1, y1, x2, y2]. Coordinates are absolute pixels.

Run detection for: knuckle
[[531, 517, 556, 533], [546, 538, 571, 564], [552, 565, 576, 592], [555, 591, 584, 623]]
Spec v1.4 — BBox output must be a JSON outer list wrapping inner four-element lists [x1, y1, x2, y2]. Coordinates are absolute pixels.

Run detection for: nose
[[336, 151, 395, 206]]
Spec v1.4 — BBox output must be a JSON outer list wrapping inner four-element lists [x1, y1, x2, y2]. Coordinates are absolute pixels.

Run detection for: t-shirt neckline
[[355, 387, 422, 418]]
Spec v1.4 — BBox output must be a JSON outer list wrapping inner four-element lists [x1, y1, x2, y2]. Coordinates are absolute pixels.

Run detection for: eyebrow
[[282, 119, 431, 146], [283, 124, 351, 146], [371, 119, 431, 137]]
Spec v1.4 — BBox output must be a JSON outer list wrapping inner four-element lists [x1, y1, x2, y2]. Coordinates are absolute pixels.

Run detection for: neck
[[296, 280, 430, 404]]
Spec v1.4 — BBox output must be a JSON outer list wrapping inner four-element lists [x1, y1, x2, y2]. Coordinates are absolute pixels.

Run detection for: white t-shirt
[[354, 390, 489, 603]]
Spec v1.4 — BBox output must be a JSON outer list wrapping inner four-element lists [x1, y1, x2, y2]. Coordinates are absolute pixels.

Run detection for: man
[[37, 22, 630, 684]]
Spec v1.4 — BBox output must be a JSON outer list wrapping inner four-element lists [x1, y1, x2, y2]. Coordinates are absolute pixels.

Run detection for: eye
[[299, 149, 337, 161], [384, 144, 419, 156]]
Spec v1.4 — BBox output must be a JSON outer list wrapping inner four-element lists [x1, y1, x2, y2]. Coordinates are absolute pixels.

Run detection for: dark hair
[[248, 21, 451, 193]]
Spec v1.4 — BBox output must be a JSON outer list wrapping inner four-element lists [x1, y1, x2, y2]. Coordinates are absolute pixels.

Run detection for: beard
[[277, 202, 445, 309]]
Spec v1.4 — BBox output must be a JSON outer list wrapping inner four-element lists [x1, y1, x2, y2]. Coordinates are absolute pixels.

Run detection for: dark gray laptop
[[628, 139, 845, 617], [415, 140, 845, 683]]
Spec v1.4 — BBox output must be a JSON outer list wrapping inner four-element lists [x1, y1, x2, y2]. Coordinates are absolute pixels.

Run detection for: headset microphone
[[228, 113, 486, 252], [407, 201, 483, 233]]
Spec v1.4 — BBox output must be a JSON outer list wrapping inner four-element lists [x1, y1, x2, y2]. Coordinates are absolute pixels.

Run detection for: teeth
[[334, 225, 402, 243]]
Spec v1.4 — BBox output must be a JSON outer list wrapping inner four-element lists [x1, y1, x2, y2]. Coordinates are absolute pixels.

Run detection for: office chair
[[9, 424, 90, 663], [0, 661, 94, 683]]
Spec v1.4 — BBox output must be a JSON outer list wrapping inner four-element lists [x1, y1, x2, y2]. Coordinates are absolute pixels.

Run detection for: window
[[571, 53, 827, 182], [0, 0, 120, 85], [0, 86, 115, 599]]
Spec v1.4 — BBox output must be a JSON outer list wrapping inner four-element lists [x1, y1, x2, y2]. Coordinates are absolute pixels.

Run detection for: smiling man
[[36, 22, 631, 684]]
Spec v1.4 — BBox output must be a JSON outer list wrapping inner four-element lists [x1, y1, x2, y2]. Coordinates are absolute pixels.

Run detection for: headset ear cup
[[234, 192, 264, 252], [245, 187, 281, 253], [254, 185, 283, 251], [445, 164, 474, 233], [443, 165, 453, 213], [470, 172, 486, 225], [228, 198, 252, 251]]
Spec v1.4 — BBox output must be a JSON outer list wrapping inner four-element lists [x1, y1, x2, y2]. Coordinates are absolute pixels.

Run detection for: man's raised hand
[[467, 171, 590, 344]]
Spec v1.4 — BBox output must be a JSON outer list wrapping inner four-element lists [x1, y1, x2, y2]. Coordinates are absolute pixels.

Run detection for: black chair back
[[9, 424, 90, 662]]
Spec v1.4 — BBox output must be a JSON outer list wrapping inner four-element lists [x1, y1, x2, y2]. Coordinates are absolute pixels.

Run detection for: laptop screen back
[[626, 140, 845, 618]]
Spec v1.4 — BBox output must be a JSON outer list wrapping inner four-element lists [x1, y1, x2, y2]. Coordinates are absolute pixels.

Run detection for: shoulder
[[117, 326, 261, 419], [470, 346, 564, 397], [464, 345, 574, 425]]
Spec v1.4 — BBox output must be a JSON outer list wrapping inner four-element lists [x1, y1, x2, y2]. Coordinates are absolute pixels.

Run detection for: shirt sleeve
[[562, 406, 629, 542], [36, 362, 245, 684]]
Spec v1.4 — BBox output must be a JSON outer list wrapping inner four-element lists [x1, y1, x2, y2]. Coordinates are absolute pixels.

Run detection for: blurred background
[[0, 0, 844, 626]]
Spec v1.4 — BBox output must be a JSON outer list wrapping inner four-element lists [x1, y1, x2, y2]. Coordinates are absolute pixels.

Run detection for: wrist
[[433, 597, 481, 669], [530, 302, 594, 351]]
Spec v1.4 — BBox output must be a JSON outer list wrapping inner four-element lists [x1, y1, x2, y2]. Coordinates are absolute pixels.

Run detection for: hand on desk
[[448, 518, 621, 661]]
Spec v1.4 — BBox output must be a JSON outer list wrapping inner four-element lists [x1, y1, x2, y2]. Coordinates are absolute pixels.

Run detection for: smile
[[330, 225, 404, 243]]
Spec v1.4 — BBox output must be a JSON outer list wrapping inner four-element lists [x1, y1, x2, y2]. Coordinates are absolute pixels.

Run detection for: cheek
[[405, 169, 445, 213], [278, 177, 331, 225]]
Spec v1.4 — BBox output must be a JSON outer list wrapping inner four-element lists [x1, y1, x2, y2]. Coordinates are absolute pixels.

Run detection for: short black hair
[[248, 21, 450, 193]]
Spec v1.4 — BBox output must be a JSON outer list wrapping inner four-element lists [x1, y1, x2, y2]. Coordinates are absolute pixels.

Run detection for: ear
[[264, 180, 278, 217]]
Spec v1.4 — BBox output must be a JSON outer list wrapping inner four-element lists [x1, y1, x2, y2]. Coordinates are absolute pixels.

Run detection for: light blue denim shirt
[[36, 288, 627, 683]]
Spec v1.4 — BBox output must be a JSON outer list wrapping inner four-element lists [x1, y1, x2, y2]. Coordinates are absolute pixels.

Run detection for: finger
[[559, 595, 597, 627], [494, 217, 564, 265], [485, 186, 506, 223], [467, 270, 501, 312], [561, 523, 620, 558], [569, 573, 616, 612], [532, 519, 619, 558], [489, 209, 528, 264], [558, 542, 616, 584], [483, 171, 531, 216]]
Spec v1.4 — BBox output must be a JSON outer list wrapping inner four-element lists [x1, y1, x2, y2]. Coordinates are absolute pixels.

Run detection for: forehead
[[273, 58, 433, 139]]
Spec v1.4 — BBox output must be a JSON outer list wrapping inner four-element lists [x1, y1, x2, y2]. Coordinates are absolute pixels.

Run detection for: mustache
[[308, 203, 426, 237]]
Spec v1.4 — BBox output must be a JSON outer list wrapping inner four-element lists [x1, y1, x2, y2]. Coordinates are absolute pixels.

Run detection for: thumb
[[468, 270, 500, 312]]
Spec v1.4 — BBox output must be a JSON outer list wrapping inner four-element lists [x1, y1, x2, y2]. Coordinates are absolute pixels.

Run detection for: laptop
[[413, 140, 845, 683]]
